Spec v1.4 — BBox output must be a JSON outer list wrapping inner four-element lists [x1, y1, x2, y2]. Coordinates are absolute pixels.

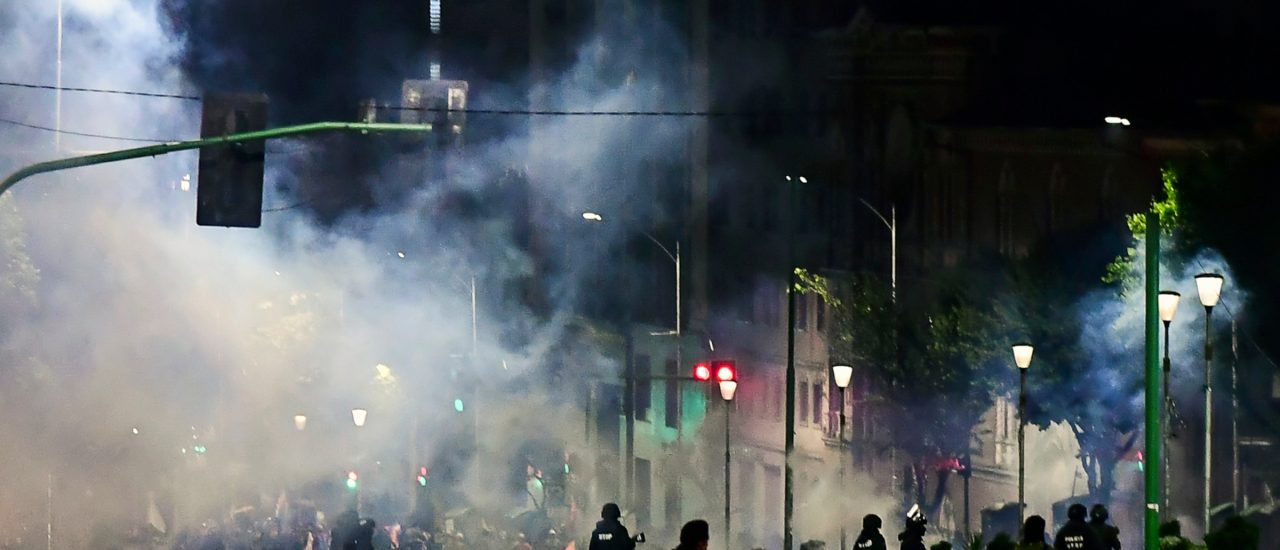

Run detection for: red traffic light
[[713, 360, 736, 382], [693, 363, 712, 381]]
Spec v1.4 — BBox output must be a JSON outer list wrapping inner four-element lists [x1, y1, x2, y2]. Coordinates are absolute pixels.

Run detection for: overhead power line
[[0, 117, 173, 143], [1, 80, 828, 118], [0, 80, 199, 100]]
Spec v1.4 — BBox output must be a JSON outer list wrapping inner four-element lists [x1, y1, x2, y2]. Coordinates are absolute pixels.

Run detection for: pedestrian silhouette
[[673, 520, 709, 550], [1053, 504, 1102, 550], [1086, 505, 1119, 550], [854, 515, 886, 550]]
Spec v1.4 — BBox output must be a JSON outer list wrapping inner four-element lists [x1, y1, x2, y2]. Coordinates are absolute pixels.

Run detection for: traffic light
[[192, 444, 207, 454], [197, 93, 268, 228], [712, 360, 737, 382], [453, 398, 465, 413], [345, 470, 359, 490], [693, 362, 712, 381], [416, 467, 429, 487]]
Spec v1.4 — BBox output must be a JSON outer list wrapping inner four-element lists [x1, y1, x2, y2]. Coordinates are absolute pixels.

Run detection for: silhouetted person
[[1054, 504, 1102, 550], [1018, 516, 1050, 550], [589, 504, 635, 550], [673, 520, 709, 550], [898, 514, 926, 550], [854, 514, 886, 550], [1087, 505, 1119, 550]]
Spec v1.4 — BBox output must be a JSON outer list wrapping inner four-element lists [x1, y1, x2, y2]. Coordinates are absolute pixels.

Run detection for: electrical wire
[[1, 80, 818, 118], [0, 80, 199, 100], [1190, 257, 1280, 371], [0, 117, 175, 143]]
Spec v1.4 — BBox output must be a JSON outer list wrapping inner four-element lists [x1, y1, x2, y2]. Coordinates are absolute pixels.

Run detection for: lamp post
[[832, 364, 853, 550], [351, 408, 368, 428], [1158, 290, 1180, 517], [719, 379, 737, 546], [854, 198, 896, 302], [1195, 273, 1224, 533], [1012, 343, 1034, 527], [582, 211, 683, 510]]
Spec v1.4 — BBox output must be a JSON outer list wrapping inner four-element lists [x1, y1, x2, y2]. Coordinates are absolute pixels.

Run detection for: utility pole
[[1232, 319, 1240, 510], [54, 0, 63, 153], [784, 176, 800, 550]]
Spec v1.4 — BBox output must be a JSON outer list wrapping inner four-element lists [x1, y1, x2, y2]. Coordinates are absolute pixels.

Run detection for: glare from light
[[351, 408, 368, 427], [719, 380, 738, 402], [397, 251, 406, 259], [708, 339, 715, 352], [131, 427, 139, 435], [831, 364, 853, 389], [294, 414, 307, 431], [1195, 273, 1225, 308], [1158, 291, 1181, 323], [798, 176, 808, 183], [582, 212, 603, 222], [1012, 343, 1034, 370], [1104, 116, 1131, 126]]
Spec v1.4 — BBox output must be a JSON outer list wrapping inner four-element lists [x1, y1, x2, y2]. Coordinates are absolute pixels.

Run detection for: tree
[[799, 261, 1014, 519]]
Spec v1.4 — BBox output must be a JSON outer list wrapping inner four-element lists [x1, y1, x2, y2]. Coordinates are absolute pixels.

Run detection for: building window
[[799, 377, 810, 425], [665, 359, 680, 429], [636, 355, 651, 421], [665, 474, 681, 529], [812, 382, 824, 429], [635, 458, 651, 527], [772, 375, 783, 422], [816, 298, 826, 332], [796, 294, 809, 330]]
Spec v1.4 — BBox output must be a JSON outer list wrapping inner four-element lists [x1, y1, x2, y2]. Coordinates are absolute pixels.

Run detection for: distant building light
[[429, 0, 442, 34], [1104, 116, 1131, 126], [430, 63, 442, 81]]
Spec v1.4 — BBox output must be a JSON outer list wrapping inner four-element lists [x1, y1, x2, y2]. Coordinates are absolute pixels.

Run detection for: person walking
[[853, 515, 886, 550], [672, 520, 710, 550], [589, 504, 635, 550], [1016, 516, 1050, 550], [1053, 505, 1102, 550], [1087, 505, 1120, 550]]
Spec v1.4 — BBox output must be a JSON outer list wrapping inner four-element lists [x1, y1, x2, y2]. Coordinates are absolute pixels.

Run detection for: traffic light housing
[[693, 362, 712, 381], [345, 470, 359, 490], [416, 467, 429, 487], [197, 93, 268, 228], [712, 360, 737, 382]]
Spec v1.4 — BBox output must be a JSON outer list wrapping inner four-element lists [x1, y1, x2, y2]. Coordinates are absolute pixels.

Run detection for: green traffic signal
[[346, 471, 359, 490], [454, 398, 464, 413], [193, 444, 207, 454]]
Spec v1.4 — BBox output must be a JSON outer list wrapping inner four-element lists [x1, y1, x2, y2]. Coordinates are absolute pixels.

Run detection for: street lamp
[[832, 364, 853, 550], [1012, 343, 1034, 526], [351, 408, 368, 428], [719, 379, 737, 546], [294, 414, 308, 431], [1158, 290, 1181, 516], [1195, 272, 1224, 532]]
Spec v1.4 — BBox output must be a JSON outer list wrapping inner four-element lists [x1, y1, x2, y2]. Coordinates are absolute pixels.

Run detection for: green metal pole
[[0, 121, 434, 198], [1145, 210, 1162, 550]]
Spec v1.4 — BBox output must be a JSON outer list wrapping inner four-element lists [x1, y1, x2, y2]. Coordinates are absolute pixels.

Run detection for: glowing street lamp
[[351, 408, 368, 428], [1158, 290, 1180, 515], [1195, 272, 1224, 531], [1012, 342, 1034, 526], [718, 379, 737, 545], [581, 212, 603, 222], [294, 414, 308, 431], [831, 364, 853, 550]]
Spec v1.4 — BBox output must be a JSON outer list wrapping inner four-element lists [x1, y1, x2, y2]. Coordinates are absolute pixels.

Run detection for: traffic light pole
[[0, 121, 436, 198]]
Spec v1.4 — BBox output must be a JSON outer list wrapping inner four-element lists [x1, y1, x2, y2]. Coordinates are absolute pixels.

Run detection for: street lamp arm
[[639, 231, 678, 264], [0, 121, 436, 198], [856, 197, 893, 231]]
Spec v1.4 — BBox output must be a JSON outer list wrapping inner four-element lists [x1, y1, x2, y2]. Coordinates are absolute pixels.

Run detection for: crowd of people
[[847, 503, 1122, 550]]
